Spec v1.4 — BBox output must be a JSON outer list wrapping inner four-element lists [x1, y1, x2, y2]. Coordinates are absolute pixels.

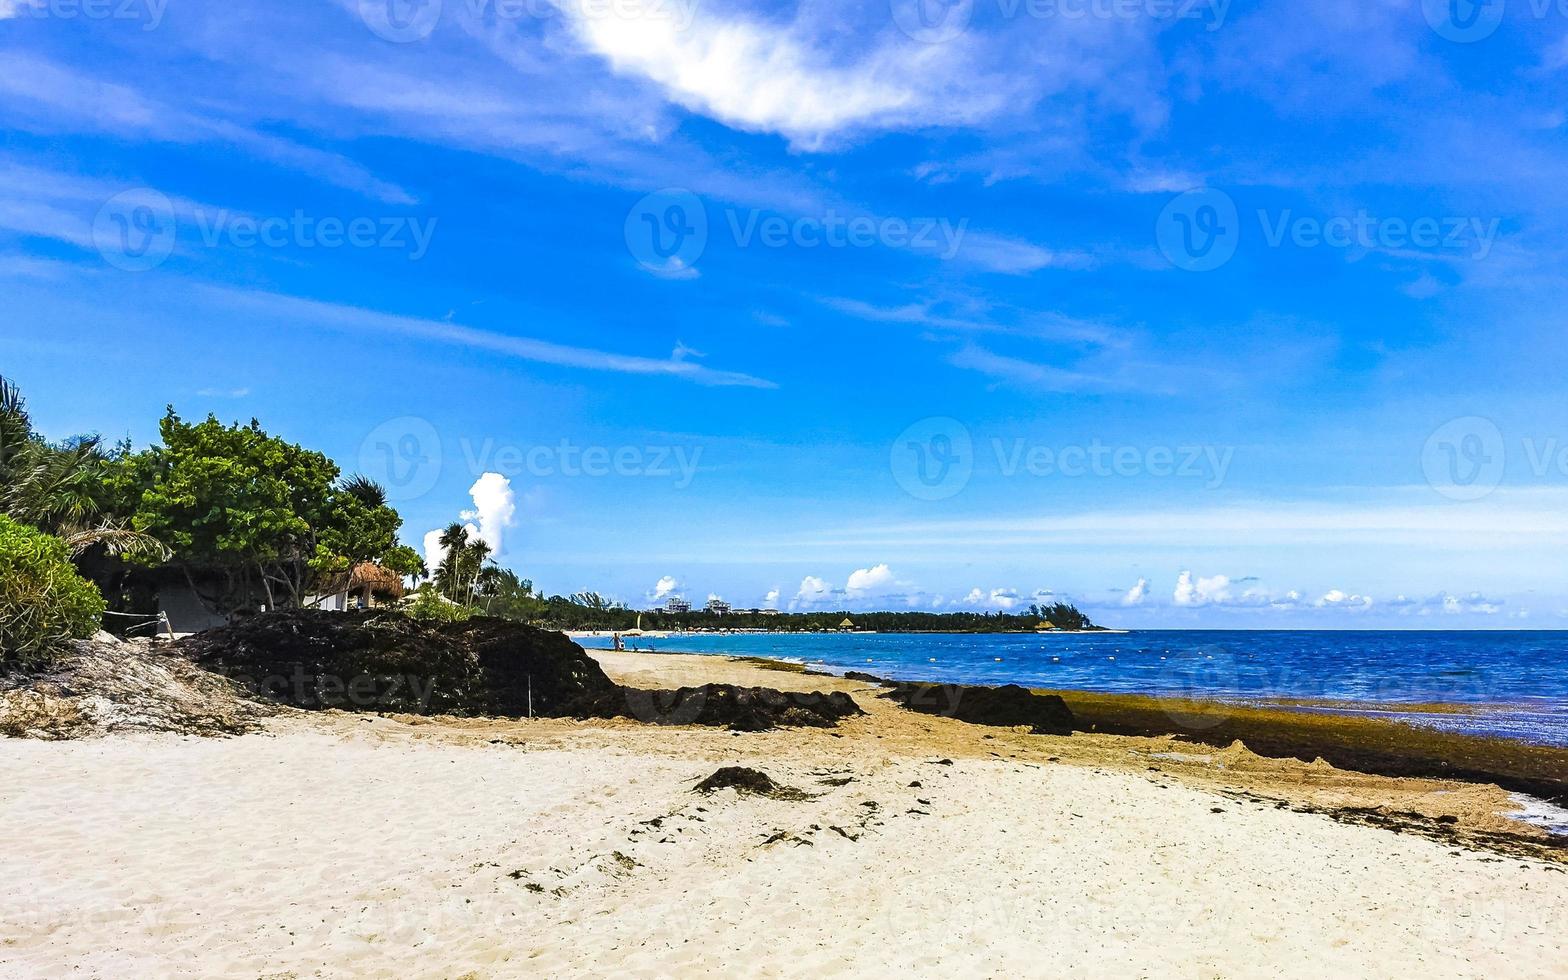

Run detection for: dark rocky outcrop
[[881, 682, 1076, 735], [179, 609, 615, 717], [175, 610, 862, 731]]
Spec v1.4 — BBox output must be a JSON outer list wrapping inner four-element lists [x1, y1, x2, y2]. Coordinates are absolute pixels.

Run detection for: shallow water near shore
[[577, 630, 1568, 747]]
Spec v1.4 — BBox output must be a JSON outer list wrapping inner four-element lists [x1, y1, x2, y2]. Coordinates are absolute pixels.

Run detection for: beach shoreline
[[2, 648, 1565, 977]]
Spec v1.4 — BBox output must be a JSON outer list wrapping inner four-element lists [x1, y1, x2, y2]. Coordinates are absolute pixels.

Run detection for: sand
[[2, 650, 1565, 978]]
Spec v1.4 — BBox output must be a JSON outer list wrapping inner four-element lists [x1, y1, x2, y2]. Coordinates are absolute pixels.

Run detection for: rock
[[176, 610, 864, 731], [693, 767, 810, 800], [179, 610, 616, 717], [881, 683, 1076, 736]]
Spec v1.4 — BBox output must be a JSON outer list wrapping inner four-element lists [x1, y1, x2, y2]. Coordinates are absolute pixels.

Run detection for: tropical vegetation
[[0, 514, 107, 668]]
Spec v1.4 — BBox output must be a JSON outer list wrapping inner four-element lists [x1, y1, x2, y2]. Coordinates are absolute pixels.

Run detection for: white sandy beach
[[2, 651, 1564, 978]]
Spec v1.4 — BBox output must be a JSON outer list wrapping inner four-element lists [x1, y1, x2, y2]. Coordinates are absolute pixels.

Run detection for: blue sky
[[2, 0, 1567, 626]]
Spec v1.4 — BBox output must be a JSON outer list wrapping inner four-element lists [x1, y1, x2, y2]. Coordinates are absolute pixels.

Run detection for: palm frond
[[61, 521, 172, 561]]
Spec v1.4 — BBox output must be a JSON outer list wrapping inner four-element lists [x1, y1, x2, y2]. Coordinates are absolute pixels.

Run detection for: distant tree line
[[483, 599, 1100, 633]]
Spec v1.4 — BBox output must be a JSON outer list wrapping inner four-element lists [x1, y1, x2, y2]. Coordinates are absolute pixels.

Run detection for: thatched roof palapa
[[320, 561, 407, 599]]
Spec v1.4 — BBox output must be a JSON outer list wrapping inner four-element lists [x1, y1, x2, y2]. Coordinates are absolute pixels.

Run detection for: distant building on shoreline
[[705, 598, 733, 615], [663, 597, 692, 614]]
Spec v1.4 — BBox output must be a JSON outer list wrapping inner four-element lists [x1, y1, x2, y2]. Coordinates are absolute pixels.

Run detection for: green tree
[[120, 409, 419, 617]]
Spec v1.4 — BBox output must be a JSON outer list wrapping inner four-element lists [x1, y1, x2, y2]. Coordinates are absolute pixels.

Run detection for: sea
[[576, 630, 1568, 750]]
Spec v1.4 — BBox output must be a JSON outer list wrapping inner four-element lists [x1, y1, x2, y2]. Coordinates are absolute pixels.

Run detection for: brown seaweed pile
[[880, 682, 1077, 735]]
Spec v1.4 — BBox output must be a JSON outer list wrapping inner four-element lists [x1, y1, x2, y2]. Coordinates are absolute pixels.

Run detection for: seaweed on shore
[[1048, 688, 1568, 807], [880, 682, 1076, 735]]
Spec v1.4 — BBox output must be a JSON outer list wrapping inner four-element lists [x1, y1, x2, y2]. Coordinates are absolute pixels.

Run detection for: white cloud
[[1121, 577, 1148, 606], [1173, 571, 1233, 607], [763, 588, 781, 608], [200, 286, 777, 389], [422, 528, 447, 576], [651, 575, 681, 601], [1316, 589, 1372, 609], [845, 563, 896, 595], [989, 588, 1023, 610], [794, 575, 834, 608], [554, 4, 989, 148], [461, 473, 517, 555]]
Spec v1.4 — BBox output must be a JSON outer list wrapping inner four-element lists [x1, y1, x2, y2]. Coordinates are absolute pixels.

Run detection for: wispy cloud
[[0, 53, 414, 204], [197, 286, 778, 389]]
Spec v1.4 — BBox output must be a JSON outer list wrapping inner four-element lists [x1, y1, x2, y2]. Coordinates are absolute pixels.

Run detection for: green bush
[[0, 515, 106, 669], [403, 584, 473, 623]]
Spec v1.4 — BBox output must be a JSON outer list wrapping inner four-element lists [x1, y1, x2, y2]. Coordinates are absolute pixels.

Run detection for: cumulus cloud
[[461, 472, 517, 555], [1121, 577, 1148, 606], [1316, 589, 1372, 609], [651, 575, 681, 601], [989, 588, 1023, 610], [422, 528, 447, 576], [1173, 571, 1233, 607], [793, 575, 834, 608], [763, 588, 781, 608], [846, 563, 897, 595]]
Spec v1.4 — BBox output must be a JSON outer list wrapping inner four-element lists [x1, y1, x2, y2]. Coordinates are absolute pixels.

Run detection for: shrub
[[0, 515, 106, 669], [403, 584, 473, 623]]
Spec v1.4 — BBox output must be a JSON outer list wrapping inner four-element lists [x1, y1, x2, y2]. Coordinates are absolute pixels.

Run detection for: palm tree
[[0, 375, 167, 561]]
